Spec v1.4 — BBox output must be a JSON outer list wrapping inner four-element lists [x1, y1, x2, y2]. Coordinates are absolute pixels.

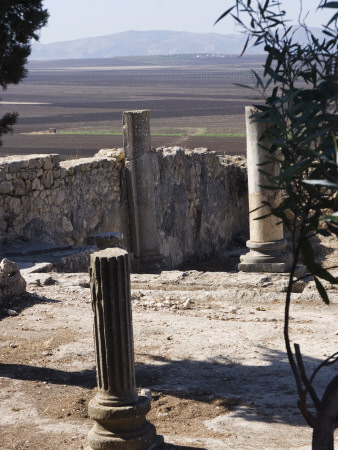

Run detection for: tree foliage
[[0, 0, 48, 145], [217, 1, 337, 448]]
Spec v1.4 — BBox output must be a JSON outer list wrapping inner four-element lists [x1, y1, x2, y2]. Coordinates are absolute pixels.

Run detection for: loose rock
[[0, 259, 26, 301]]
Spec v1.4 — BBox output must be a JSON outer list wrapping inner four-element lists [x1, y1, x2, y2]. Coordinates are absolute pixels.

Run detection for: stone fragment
[[0, 181, 13, 194], [62, 216, 73, 233], [86, 231, 123, 249], [140, 389, 153, 401], [0, 259, 26, 301], [43, 156, 55, 170], [9, 197, 21, 214], [32, 178, 41, 191], [12, 179, 26, 195], [183, 299, 192, 309], [41, 170, 53, 188], [55, 190, 65, 206], [8, 161, 23, 173]]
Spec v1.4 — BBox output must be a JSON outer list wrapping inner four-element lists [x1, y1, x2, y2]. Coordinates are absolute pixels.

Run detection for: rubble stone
[[0, 259, 26, 301]]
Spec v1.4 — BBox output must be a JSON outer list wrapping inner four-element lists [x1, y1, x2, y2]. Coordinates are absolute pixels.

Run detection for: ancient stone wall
[[0, 150, 128, 245], [0, 148, 248, 267], [153, 147, 248, 266]]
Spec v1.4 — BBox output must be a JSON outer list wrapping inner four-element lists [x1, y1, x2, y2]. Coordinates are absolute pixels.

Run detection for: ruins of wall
[[153, 147, 248, 266], [0, 151, 128, 245], [0, 148, 248, 267]]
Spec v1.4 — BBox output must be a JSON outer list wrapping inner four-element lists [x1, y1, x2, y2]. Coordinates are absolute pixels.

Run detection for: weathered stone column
[[88, 248, 162, 449], [123, 110, 163, 272], [238, 106, 291, 273]]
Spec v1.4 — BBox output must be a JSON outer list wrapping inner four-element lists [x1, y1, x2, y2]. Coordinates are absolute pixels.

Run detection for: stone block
[[41, 170, 53, 188], [8, 161, 23, 173], [0, 181, 13, 194], [62, 216, 73, 233], [0, 259, 26, 301], [55, 190, 66, 206], [12, 179, 26, 195], [25, 180, 32, 192], [27, 171, 36, 181], [86, 232, 124, 249], [32, 178, 41, 191], [238, 261, 292, 273], [43, 156, 54, 170], [9, 197, 21, 214]]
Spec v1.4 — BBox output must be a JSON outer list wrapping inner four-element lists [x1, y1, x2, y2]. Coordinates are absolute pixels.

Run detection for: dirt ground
[[1, 235, 338, 449], [0, 55, 259, 159]]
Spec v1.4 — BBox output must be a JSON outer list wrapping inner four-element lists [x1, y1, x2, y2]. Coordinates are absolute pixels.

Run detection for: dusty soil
[[1, 236, 338, 449]]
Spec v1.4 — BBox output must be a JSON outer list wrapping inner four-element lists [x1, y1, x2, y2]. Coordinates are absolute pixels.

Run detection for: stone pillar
[[123, 110, 163, 272], [238, 106, 291, 273], [88, 248, 162, 449]]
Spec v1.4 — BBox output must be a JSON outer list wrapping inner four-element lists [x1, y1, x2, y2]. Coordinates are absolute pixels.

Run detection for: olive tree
[[216, 1, 337, 448], [0, 0, 48, 145]]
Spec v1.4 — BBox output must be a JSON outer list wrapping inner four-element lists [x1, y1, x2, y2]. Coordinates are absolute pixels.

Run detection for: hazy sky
[[39, 1, 331, 44]]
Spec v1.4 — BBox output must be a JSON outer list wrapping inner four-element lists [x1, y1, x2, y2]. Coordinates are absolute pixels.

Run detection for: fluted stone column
[[123, 110, 163, 272], [88, 248, 162, 449], [238, 106, 291, 273]]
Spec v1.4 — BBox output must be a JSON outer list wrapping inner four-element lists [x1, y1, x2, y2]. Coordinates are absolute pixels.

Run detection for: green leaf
[[309, 263, 338, 284], [240, 35, 251, 56], [319, 1, 338, 8], [252, 70, 264, 89], [303, 179, 338, 188], [323, 212, 338, 222], [265, 67, 288, 83], [279, 158, 312, 180], [214, 6, 236, 25], [233, 83, 255, 90], [300, 239, 315, 263], [314, 277, 330, 304]]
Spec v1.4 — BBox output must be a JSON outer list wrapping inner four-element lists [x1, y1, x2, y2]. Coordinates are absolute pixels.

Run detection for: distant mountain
[[30, 30, 257, 60], [30, 29, 325, 60]]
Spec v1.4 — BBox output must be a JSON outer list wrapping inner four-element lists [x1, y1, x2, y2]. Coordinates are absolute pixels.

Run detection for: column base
[[238, 239, 292, 273], [88, 395, 163, 449]]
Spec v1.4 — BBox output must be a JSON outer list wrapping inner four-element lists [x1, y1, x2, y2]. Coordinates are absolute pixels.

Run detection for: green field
[[57, 127, 246, 138]]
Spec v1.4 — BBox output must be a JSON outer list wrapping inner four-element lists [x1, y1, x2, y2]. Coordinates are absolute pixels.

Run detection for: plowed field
[[0, 55, 265, 159]]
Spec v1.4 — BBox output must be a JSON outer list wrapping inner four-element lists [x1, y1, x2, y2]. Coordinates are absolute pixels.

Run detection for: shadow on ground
[[0, 292, 60, 320], [2, 345, 334, 429], [0, 364, 96, 388], [160, 446, 205, 449]]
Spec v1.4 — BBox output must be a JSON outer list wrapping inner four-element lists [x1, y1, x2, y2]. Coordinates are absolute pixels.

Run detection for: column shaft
[[123, 110, 163, 272], [90, 248, 137, 406], [239, 106, 291, 273]]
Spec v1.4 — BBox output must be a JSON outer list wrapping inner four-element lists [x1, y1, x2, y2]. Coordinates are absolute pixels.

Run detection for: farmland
[[0, 54, 265, 160]]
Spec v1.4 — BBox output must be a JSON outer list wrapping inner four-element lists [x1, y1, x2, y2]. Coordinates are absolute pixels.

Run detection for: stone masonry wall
[[0, 148, 248, 267], [0, 150, 128, 245], [153, 147, 248, 266]]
